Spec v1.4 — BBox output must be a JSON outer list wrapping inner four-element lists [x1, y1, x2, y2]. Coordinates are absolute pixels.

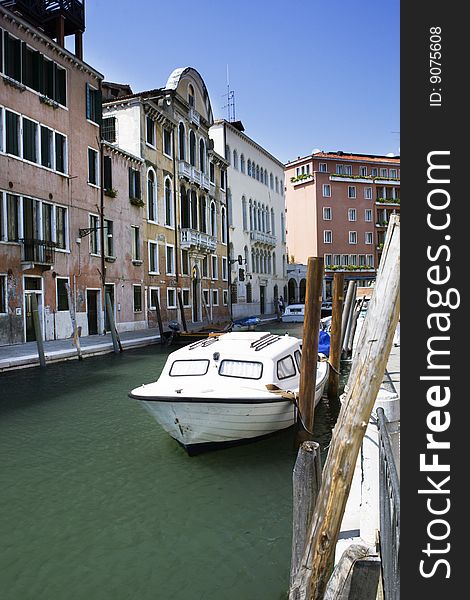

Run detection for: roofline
[[285, 152, 400, 168], [213, 119, 285, 170], [0, 4, 103, 80]]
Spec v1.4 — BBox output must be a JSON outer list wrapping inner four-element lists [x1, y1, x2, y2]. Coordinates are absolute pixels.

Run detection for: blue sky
[[80, 0, 399, 164]]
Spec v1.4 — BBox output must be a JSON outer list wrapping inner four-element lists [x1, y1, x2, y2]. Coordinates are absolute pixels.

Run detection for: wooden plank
[[327, 273, 344, 398], [340, 281, 356, 354], [177, 290, 188, 332], [154, 293, 165, 344], [290, 215, 400, 600], [290, 442, 322, 584], [297, 257, 324, 444], [105, 292, 122, 353], [31, 292, 46, 368], [323, 544, 379, 600]]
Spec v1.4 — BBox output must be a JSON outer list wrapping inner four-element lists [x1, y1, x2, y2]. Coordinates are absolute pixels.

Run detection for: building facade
[[210, 119, 287, 318], [0, 1, 105, 346], [285, 151, 400, 297], [101, 68, 230, 330]]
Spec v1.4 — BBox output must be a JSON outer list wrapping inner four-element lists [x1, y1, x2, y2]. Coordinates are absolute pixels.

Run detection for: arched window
[[272, 252, 276, 275], [266, 206, 271, 233], [242, 196, 247, 231], [179, 123, 186, 161], [210, 201, 217, 237], [261, 205, 266, 232], [270, 173, 274, 189], [225, 144, 230, 163], [233, 149, 238, 170], [189, 131, 196, 167], [256, 250, 260, 273], [257, 204, 261, 231], [164, 177, 173, 226], [281, 212, 285, 242], [251, 248, 255, 273], [256, 165, 260, 181], [198, 194, 207, 233], [191, 190, 198, 229], [147, 169, 157, 222], [253, 202, 257, 231], [188, 84, 195, 107], [181, 185, 190, 228], [247, 159, 252, 176], [221, 206, 227, 243], [199, 139, 205, 173], [271, 208, 275, 235], [282, 254, 286, 278], [227, 188, 233, 227], [244, 246, 249, 271], [249, 200, 253, 231], [240, 154, 245, 173], [275, 177, 279, 193]]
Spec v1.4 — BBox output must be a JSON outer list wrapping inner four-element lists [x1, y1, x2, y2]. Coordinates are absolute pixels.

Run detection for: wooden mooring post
[[341, 281, 357, 358], [297, 257, 324, 445], [65, 282, 82, 360], [105, 292, 122, 354], [30, 292, 46, 368], [154, 293, 165, 345], [289, 215, 400, 600], [177, 290, 188, 333], [327, 273, 344, 398]]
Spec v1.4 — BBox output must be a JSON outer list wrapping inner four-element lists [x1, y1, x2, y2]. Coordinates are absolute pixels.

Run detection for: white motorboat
[[129, 331, 329, 454], [281, 304, 305, 323]]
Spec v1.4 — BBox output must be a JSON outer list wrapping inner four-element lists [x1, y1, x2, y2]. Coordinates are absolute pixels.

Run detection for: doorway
[[87, 290, 99, 335], [260, 285, 266, 315], [24, 276, 43, 342]]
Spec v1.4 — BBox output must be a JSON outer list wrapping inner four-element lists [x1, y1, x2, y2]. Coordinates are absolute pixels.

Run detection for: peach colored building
[[0, 1, 106, 344], [285, 151, 400, 299]]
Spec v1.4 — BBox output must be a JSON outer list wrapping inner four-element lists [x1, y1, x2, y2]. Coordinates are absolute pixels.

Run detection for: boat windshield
[[169, 359, 209, 376], [218, 360, 263, 380]]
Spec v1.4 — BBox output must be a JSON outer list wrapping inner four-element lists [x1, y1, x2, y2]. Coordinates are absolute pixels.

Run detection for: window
[[348, 186, 356, 199], [223, 289, 228, 306], [211, 255, 218, 280], [242, 197, 248, 230], [324, 254, 332, 266], [103, 156, 113, 191], [55, 133, 67, 174], [170, 360, 209, 377], [324, 230, 332, 244], [323, 207, 332, 220], [89, 214, 100, 255], [40, 126, 53, 169], [322, 184, 331, 197], [365, 232, 373, 244], [210, 162, 215, 183], [166, 245, 175, 274], [390, 168, 397, 178], [360, 166, 367, 177], [350, 254, 357, 266], [202, 289, 210, 306], [22, 118, 38, 163], [56, 278, 69, 311], [277, 355, 296, 380], [164, 178, 173, 226], [167, 288, 176, 308], [199, 139, 206, 173], [131, 226, 141, 260], [163, 129, 172, 157], [371, 168, 378, 177], [220, 170, 226, 191], [341, 255, 349, 267], [0, 275, 7, 313], [380, 168, 388, 178], [102, 117, 116, 143], [4, 32, 22, 81], [146, 116, 155, 146], [148, 287, 160, 310], [188, 85, 195, 107], [349, 231, 357, 244], [179, 123, 186, 160], [189, 131, 196, 166], [364, 187, 372, 200], [88, 148, 99, 185], [240, 155, 245, 173], [149, 241, 159, 273], [319, 163, 327, 173], [219, 360, 263, 380], [221, 206, 227, 243], [366, 254, 374, 266], [359, 255, 366, 266], [147, 170, 157, 222], [365, 209, 373, 222], [210, 202, 217, 237], [42, 203, 53, 242], [275, 176, 279, 192], [212, 289, 219, 306], [104, 219, 113, 257], [333, 254, 341, 266], [182, 289, 190, 307], [344, 165, 352, 176], [336, 164, 344, 175], [202, 256, 208, 278], [129, 168, 141, 199], [348, 208, 357, 221], [55, 206, 67, 249], [133, 285, 142, 312], [5, 110, 20, 156], [222, 256, 228, 281], [86, 84, 101, 124], [181, 250, 189, 276], [233, 149, 238, 170]]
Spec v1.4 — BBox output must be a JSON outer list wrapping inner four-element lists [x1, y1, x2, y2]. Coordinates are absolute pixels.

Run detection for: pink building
[[285, 151, 400, 298]]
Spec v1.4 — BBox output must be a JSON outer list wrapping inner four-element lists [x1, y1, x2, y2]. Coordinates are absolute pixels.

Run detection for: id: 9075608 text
[[429, 26, 442, 108]]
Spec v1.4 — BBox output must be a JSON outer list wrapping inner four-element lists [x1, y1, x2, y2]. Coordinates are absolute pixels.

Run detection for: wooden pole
[[31, 292, 46, 368], [327, 273, 344, 398], [105, 292, 122, 354], [289, 216, 400, 600], [297, 256, 324, 444], [348, 297, 366, 355], [154, 293, 165, 345], [65, 282, 82, 360], [290, 442, 322, 585], [340, 281, 356, 353], [177, 290, 188, 332]]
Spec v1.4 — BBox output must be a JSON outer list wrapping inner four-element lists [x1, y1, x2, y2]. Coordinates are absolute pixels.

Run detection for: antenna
[[222, 64, 236, 122]]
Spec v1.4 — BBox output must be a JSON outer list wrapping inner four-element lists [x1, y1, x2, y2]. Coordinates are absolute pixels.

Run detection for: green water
[[0, 323, 343, 600]]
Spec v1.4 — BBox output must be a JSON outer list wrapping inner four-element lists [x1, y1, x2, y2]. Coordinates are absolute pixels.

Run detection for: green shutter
[[86, 83, 91, 119], [128, 167, 133, 198], [135, 171, 141, 199], [94, 87, 102, 126], [104, 156, 112, 190]]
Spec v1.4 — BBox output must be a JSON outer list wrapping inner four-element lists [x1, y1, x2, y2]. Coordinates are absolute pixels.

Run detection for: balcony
[[180, 229, 217, 253], [189, 108, 200, 126], [376, 197, 400, 205], [250, 231, 277, 247], [178, 160, 192, 179], [3, 1, 85, 35], [192, 167, 202, 186], [202, 174, 210, 191], [20, 239, 55, 271]]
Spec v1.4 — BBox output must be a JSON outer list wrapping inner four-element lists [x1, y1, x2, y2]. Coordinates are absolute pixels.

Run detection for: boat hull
[[133, 370, 328, 453]]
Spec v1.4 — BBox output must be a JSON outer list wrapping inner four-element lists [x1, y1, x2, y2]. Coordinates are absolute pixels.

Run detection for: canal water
[[0, 323, 346, 600]]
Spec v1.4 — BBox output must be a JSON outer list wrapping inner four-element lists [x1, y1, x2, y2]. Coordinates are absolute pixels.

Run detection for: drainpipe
[[172, 118, 179, 285], [223, 121, 232, 321], [98, 79, 106, 334]]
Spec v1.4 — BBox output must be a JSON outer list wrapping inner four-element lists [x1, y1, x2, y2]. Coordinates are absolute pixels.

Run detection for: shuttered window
[[103, 156, 113, 191], [5, 111, 20, 156], [86, 83, 102, 125], [22, 118, 38, 163], [129, 168, 141, 199], [4, 32, 21, 81]]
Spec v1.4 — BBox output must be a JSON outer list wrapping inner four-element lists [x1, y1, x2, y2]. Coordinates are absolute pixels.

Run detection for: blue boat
[[232, 316, 261, 331]]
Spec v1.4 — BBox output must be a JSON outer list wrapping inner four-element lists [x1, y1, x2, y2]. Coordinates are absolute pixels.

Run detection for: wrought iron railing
[[20, 239, 56, 265], [377, 407, 400, 600]]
